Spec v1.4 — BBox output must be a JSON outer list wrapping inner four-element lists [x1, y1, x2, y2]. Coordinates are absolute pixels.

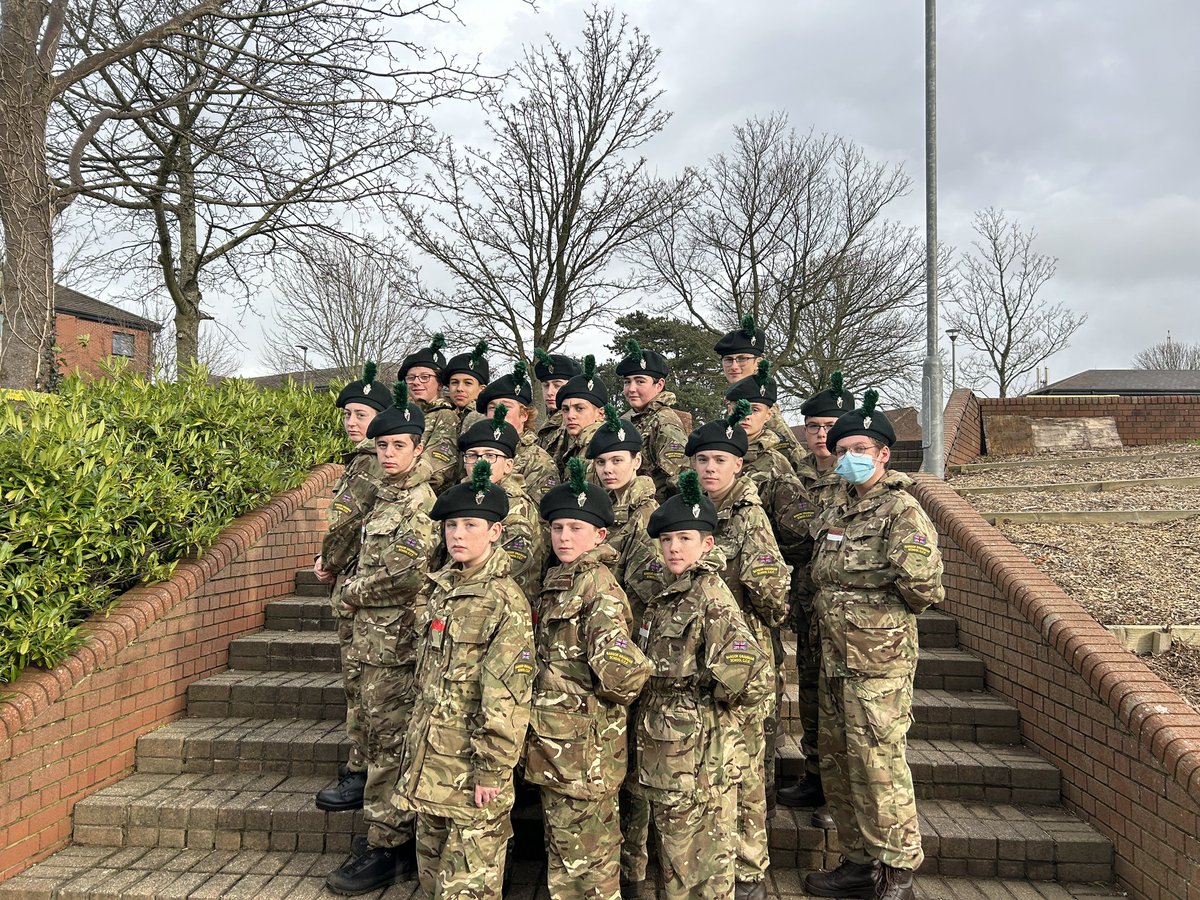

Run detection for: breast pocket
[[646, 617, 699, 679], [446, 614, 493, 687], [841, 521, 890, 576], [537, 593, 585, 663]]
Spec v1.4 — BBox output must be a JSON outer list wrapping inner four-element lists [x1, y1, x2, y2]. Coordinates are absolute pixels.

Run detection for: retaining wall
[[980, 395, 1200, 448], [943, 388, 985, 466], [910, 475, 1200, 900], [0, 464, 340, 881]]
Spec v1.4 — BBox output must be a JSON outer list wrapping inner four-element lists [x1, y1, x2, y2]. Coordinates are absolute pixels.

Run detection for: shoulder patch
[[604, 648, 635, 667], [724, 651, 756, 665], [902, 543, 932, 557]]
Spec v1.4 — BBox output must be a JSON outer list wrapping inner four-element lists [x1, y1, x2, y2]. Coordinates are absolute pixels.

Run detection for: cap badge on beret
[[725, 424, 735, 439], [577, 491, 588, 508], [404, 407, 411, 421], [760, 384, 766, 397], [863, 415, 872, 429], [692, 502, 701, 518], [475, 487, 486, 504], [493, 425, 503, 440], [640, 358, 647, 370], [838, 395, 844, 408], [617, 426, 626, 441], [362, 382, 372, 395]]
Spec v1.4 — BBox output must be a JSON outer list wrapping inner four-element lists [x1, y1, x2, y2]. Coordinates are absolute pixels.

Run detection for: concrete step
[[769, 799, 1112, 882], [263, 595, 337, 632], [775, 733, 1060, 805], [779, 685, 1021, 743], [186, 670, 347, 720], [136, 718, 348, 777], [66, 773, 1111, 883], [292, 568, 333, 598], [0, 845, 1129, 899]]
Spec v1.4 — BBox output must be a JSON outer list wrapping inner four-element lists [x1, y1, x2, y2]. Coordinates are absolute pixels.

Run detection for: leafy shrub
[[0, 365, 345, 683]]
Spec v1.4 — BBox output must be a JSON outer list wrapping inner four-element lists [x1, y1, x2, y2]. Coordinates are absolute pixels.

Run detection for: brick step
[[774, 733, 1060, 805], [136, 718, 348, 776], [186, 671, 347, 720], [263, 595, 337, 632], [768, 799, 1112, 882], [292, 568, 333, 598], [0, 845, 1128, 899]]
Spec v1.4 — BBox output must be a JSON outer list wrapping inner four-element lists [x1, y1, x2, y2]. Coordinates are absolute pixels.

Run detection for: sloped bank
[[910, 474, 1200, 900], [0, 464, 340, 881]]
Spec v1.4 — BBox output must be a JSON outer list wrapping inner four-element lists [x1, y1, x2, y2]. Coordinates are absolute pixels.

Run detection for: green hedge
[[0, 366, 346, 684]]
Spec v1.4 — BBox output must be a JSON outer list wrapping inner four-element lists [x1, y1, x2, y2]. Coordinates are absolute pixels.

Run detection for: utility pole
[[921, 0, 945, 478]]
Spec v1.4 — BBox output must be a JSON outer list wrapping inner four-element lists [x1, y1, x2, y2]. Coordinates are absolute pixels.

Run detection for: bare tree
[[48, 0, 486, 374], [144, 298, 243, 378], [263, 236, 423, 377], [401, 5, 692, 369], [1133, 337, 1200, 370], [947, 208, 1085, 397], [639, 112, 927, 404]]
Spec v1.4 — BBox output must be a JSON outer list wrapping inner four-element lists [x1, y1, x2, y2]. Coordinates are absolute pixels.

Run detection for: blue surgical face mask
[[835, 451, 877, 484]]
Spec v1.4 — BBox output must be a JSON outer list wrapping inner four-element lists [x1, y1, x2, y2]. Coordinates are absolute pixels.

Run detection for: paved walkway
[[0, 845, 1128, 899]]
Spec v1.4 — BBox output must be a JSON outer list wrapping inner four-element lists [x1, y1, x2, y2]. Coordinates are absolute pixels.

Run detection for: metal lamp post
[[920, 0, 945, 478], [947, 327, 959, 392], [298, 345, 309, 386]]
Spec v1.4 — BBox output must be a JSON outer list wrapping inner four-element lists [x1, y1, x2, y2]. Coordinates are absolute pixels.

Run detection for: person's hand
[[474, 784, 501, 808], [314, 557, 336, 584]]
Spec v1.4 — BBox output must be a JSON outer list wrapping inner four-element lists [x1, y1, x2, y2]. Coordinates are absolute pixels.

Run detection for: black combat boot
[[777, 772, 825, 808], [315, 768, 367, 811], [350, 834, 370, 858], [804, 858, 879, 899], [734, 880, 768, 900], [873, 864, 915, 900], [326, 846, 400, 895], [619, 876, 646, 899], [811, 804, 835, 830]]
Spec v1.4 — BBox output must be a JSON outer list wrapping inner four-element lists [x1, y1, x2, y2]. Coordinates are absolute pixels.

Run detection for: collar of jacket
[[519, 430, 539, 448], [537, 410, 564, 435], [544, 544, 619, 588], [610, 474, 656, 512], [343, 437, 376, 465], [841, 470, 913, 515], [378, 461, 431, 497], [428, 542, 512, 593], [418, 396, 455, 413], [711, 474, 762, 522], [656, 546, 728, 596], [631, 390, 677, 419], [500, 469, 530, 498], [748, 429, 780, 455]]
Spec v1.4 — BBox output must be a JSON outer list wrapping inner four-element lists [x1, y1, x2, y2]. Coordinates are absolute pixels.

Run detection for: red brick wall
[[909, 475, 1200, 900], [980, 395, 1200, 447], [0, 464, 340, 882], [55, 313, 154, 379], [942, 388, 984, 466]]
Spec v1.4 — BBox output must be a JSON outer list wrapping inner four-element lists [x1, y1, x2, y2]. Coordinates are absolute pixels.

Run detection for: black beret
[[533, 349, 582, 382], [724, 360, 777, 407], [539, 458, 615, 528], [458, 408, 519, 458], [801, 370, 856, 419], [336, 362, 394, 413], [713, 314, 766, 357], [365, 383, 424, 438], [476, 362, 533, 413], [614, 339, 669, 379], [586, 404, 644, 458], [442, 340, 490, 386], [647, 471, 717, 537], [684, 401, 752, 458], [398, 334, 447, 379], [431, 460, 509, 523], [556, 355, 608, 410], [825, 389, 895, 449]]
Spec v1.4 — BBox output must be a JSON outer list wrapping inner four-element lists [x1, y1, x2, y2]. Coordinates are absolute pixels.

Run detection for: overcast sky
[[231, 0, 1199, 387]]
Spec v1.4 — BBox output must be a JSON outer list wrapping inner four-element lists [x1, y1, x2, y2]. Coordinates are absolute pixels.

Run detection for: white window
[[112, 332, 135, 358]]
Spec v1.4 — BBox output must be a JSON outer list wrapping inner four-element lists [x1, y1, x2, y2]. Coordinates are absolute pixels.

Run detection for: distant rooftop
[[245, 363, 406, 393], [1029, 369, 1200, 396], [54, 285, 161, 333]]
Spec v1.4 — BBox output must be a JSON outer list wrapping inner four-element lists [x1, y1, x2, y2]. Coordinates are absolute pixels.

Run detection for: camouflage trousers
[[361, 663, 416, 848], [649, 786, 736, 900], [416, 807, 514, 900], [541, 789, 621, 900], [818, 670, 923, 871], [336, 616, 368, 772], [764, 629, 786, 796], [793, 600, 821, 778], [619, 784, 651, 882], [732, 683, 773, 882]]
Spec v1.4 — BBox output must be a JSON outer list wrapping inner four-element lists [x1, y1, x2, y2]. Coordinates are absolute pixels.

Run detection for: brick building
[[53, 286, 159, 379]]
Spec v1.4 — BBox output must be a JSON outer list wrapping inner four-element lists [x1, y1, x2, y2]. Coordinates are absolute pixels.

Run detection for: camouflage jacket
[[399, 545, 534, 820], [555, 420, 603, 481], [537, 410, 569, 461], [711, 476, 791, 646], [514, 431, 559, 506], [417, 397, 460, 495], [342, 467, 438, 668], [630, 392, 689, 502], [525, 545, 653, 800], [604, 475, 665, 625], [322, 441, 385, 577], [766, 406, 804, 471], [811, 471, 944, 679], [457, 406, 485, 435], [794, 451, 845, 515], [632, 548, 770, 800]]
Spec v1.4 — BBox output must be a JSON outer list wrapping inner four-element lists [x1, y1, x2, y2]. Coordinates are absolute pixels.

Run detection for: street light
[[920, 0, 945, 478], [297, 345, 309, 386], [946, 327, 960, 392]]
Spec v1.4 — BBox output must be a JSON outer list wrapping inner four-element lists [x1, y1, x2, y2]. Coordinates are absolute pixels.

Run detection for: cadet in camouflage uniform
[[399, 334, 459, 494], [616, 340, 689, 501], [804, 391, 943, 900], [314, 363, 393, 816], [325, 385, 439, 896], [584, 409, 665, 896], [534, 349, 582, 461], [553, 355, 608, 478], [634, 471, 772, 900], [451, 409, 548, 601], [685, 410, 790, 899], [778, 372, 854, 822], [443, 340, 490, 436], [397, 462, 535, 900], [528, 458, 654, 900], [477, 360, 559, 505], [713, 315, 803, 470]]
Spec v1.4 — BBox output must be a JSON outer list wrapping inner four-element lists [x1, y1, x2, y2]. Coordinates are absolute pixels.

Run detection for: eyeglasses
[[720, 354, 758, 367], [463, 451, 508, 465], [404, 373, 436, 385], [804, 423, 834, 434], [834, 445, 878, 458]]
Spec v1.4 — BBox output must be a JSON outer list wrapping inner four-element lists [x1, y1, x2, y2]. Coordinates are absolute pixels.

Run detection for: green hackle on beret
[[583, 354, 596, 378], [728, 398, 752, 427], [535, 348, 552, 366], [470, 459, 492, 493], [754, 359, 770, 388], [362, 361, 378, 386], [831, 370, 843, 396], [491, 404, 508, 430], [626, 338, 643, 362], [862, 388, 879, 418], [740, 313, 757, 339], [469, 340, 488, 369], [567, 456, 588, 495], [513, 360, 528, 387], [392, 382, 408, 408], [603, 403, 623, 433], [430, 332, 446, 352], [679, 469, 703, 506]]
